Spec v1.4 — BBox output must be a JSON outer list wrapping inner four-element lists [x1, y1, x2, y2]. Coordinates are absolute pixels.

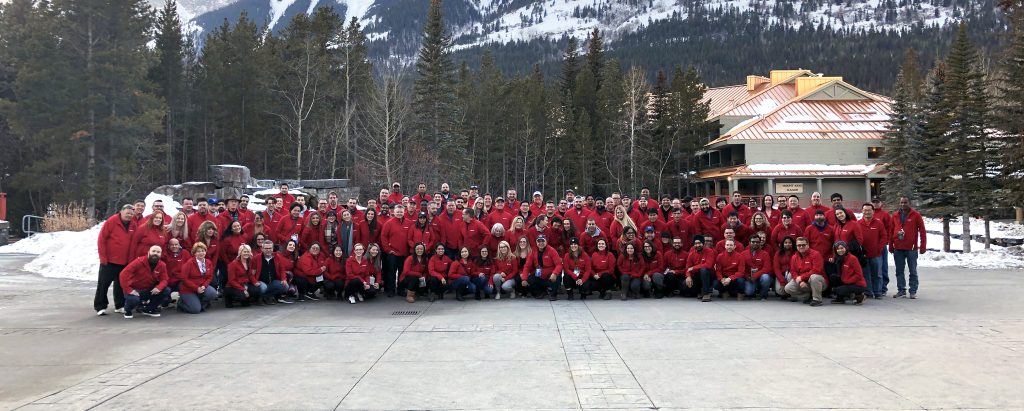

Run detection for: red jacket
[[299, 223, 328, 252], [562, 252, 592, 281], [520, 246, 563, 281], [563, 208, 591, 234], [716, 250, 747, 281], [119, 256, 169, 294], [744, 249, 772, 280], [769, 223, 803, 255], [355, 219, 382, 247], [890, 208, 926, 251], [295, 252, 328, 282], [252, 252, 290, 283], [408, 225, 437, 252], [616, 254, 646, 279], [638, 219, 668, 238], [663, 247, 688, 272], [345, 256, 376, 284], [836, 253, 866, 287], [483, 209, 514, 233], [590, 210, 614, 233], [275, 193, 296, 209], [162, 249, 192, 287], [401, 255, 429, 281], [721, 203, 753, 225], [773, 250, 795, 285], [238, 209, 256, 228], [433, 212, 462, 249], [428, 255, 453, 280], [276, 215, 306, 246], [685, 247, 717, 278], [96, 214, 134, 266], [578, 230, 606, 255], [129, 225, 168, 260], [381, 217, 414, 256], [448, 259, 471, 281], [790, 249, 825, 284], [875, 207, 893, 246], [803, 223, 835, 260], [176, 257, 213, 294], [470, 258, 494, 283], [641, 251, 664, 275], [858, 217, 887, 258], [459, 219, 489, 255], [833, 220, 864, 250], [787, 207, 811, 231], [187, 212, 217, 238], [715, 240, 746, 254], [493, 257, 518, 280], [325, 257, 345, 282], [667, 218, 692, 252], [826, 207, 859, 225], [226, 259, 259, 291], [690, 209, 724, 243], [590, 250, 616, 276], [221, 232, 252, 263]]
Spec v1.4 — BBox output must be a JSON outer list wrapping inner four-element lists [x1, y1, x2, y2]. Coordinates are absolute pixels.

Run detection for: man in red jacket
[[859, 203, 887, 299], [690, 198, 724, 244], [715, 239, 747, 300], [187, 198, 217, 238], [459, 209, 488, 256], [434, 201, 462, 260], [119, 245, 172, 318], [519, 235, 563, 300], [784, 237, 826, 306], [95, 204, 136, 316], [684, 235, 718, 301], [891, 197, 926, 299], [721, 191, 753, 225], [380, 205, 414, 297], [275, 183, 296, 209]]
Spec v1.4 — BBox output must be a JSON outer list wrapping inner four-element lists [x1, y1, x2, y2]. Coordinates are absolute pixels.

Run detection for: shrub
[[43, 202, 92, 232]]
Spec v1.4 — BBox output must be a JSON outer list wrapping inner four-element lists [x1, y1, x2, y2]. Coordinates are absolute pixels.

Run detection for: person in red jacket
[[616, 242, 645, 301], [770, 211, 803, 256], [637, 241, 661, 298], [400, 243, 430, 303], [459, 209, 488, 257], [344, 243, 380, 303], [891, 196, 926, 298], [721, 191, 753, 225], [221, 220, 252, 264], [870, 197, 894, 294], [427, 243, 453, 301], [300, 213, 328, 254], [187, 199, 217, 238], [225, 244, 264, 308], [858, 203, 887, 299], [829, 241, 868, 305], [119, 245, 172, 318], [434, 201, 463, 259], [321, 244, 347, 300], [784, 237, 826, 306], [579, 218, 606, 255], [773, 237, 797, 299], [690, 198, 724, 244], [447, 247, 476, 300], [295, 242, 328, 301], [175, 242, 217, 314], [564, 198, 590, 235], [380, 205, 414, 297], [561, 238, 591, 300], [714, 239, 748, 300], [468, 245, 495, 300], [588, 238, 617, 300], [742, 235, 773, 300], [355, 209, 382, 248], [276, 203, 306, 248], [130, 212, 168, 260], [274, 183, 296, 210], [252, 240, 292, 304], [659, 237, 688, 298], [162, 238, 191, 294], [684, 235, 718, 301], [803, 210, 834, 261], [785, 195, 810, 230], [95, 204, 136, 315], [520, 235, 564, 301], [491, 241, 519, 299]]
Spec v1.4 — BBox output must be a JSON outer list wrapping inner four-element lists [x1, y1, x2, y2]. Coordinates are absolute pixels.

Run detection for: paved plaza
[[0, 254, 1022, 410]]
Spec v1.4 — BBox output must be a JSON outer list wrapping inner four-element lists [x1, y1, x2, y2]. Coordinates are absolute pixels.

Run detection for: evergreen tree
[[881, 64, 925, 204], [670, 65, 710, 197], [585, 28, 605, 88], [996, 9, 1024, 206], [559, 37, 580, 100], [916, 61, 955, 251], [413, 0, 466, 184]]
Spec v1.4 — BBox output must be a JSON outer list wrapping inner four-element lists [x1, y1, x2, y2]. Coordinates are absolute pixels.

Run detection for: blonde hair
[[613, 205, 637, 237], [237, 244, 253, 260], [495, 240, 514, 261], [169, 212, 190, 243], [191, 241, 208, 254]]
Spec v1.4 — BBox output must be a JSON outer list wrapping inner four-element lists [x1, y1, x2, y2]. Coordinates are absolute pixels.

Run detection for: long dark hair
[[778, 236, 796, 256], [640, 240, 657, 262]]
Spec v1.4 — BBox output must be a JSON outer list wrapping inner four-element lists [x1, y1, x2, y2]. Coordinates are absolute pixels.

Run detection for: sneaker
[[141, 309, 161, 317], [114, 308, 125, 313], [603, 293, 612, 300], [830, 298, 846, 304], [809, 300, 823, 307], [894, 291, 907, 298], [495, 292, 501, 300], [909, 293, 917, 299], [874, 295, 883, 300], [96, 309, 107, 316], [123, 311, 134, 319], [348, 296, 357, 304], [701, 294, 711, 302], [306, 293, 320, 301], [854, 294, 866, 305], [357, 293, 364, 302], [276, 297, 294, 304]]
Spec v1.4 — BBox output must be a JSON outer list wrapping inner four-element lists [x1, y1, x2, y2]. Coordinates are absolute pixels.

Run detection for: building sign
[[776, 183, 804, 194]]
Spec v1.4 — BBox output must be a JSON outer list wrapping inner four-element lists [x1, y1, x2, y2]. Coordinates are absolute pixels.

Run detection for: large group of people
[[93, 182, 928, 318]]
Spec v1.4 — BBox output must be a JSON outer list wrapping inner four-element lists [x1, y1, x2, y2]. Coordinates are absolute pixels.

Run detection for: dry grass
[[43, 202, 92, 232]]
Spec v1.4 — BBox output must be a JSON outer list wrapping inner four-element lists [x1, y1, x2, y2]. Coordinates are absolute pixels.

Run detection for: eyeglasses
[[797, 244, 808, 248]]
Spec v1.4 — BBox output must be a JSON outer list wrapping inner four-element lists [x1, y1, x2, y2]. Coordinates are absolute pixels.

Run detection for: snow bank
[[913, 247, 1024, 270], [0, 225, 100, 282], [924, 217, 1024, 240]]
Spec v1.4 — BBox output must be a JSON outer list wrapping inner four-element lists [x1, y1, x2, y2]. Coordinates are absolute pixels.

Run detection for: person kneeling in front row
[[225, 245, 264, 308], [119, 245, 172, 319], [176, 242, 218, 314], [784, 237, 826, 307], [830, 241, 868, 305]]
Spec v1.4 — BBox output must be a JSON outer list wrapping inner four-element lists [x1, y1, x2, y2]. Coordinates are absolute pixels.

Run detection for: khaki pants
[[785, 274, 825, 302]]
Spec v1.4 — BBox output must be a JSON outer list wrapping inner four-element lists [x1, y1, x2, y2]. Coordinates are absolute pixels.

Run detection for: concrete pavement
[[0, 253, 1022, 410]]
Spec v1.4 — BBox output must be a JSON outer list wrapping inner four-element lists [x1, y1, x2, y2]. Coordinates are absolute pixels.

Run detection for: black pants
[[383, 253, 406, 295], [224, 284, 262, 307], [214, 260, 229, 290], [94, 263, 126, 311], [526, 274, 558, 296], [323, 279, 346, 299], [834, 284, 868, 298], [587, 273, 616, 296], [698, 269, 718, 295], [653, 272, 681, 296], [294, 276, 321, 296], [343, 279, 369, 298], [679, 270, 710, 297], [402, 276, 425, 294]]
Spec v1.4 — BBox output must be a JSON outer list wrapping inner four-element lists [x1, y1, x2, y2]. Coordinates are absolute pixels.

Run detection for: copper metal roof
[[696, 164, 885, 180]]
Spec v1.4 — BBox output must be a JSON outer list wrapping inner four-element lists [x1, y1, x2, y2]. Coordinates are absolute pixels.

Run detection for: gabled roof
[[704, 70, 812, 120]]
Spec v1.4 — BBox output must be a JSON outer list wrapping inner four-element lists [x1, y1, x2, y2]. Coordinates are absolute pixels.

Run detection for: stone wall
[[150, 165, 360, 205]]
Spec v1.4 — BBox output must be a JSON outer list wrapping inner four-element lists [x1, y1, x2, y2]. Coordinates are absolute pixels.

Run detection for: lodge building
[[692, 69, 891, 205]]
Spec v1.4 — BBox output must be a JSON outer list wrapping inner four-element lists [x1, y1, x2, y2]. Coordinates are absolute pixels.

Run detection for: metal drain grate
[[391, 310, 420, 316]]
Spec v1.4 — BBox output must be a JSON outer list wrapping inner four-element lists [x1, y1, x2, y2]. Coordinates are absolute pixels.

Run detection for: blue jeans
[[864, 256, 884, 297], [125, 288, 172, 314], [470, 275, 493, 296], [260, 280, 288, 298], [448, 276, 473, 295], [880, 247, 890, 293], [178, 287, 218, 314], [893, 249, 919, 294], [738, 274, 773, 298]]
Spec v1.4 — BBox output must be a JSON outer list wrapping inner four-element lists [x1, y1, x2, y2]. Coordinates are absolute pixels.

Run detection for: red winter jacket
[[130, 225, 168, 260], [744, 249, 772, 280], [790, 249, 825, 284], [459, 219, 489, 256], [448, 259, 471, 281], [690, 209, 725, 243], [325, 256, 345, 282], [221, 232, 252, 263], [685, 247, 717, 278], [836, 253, 866, 287], [187, 212, 217, 239], [721, 203, 753, 225], [345, 256, 376, 284], [858, 217, 887, 258], [803, 223, 835, 260], [408, 225, 436, 252], [787, 207, 810, 231], [578, 230, 606, 255], [493, 257, 518, 281], [667, 218, 693, 252], [119, 256, 169, 294], [162, 249, 192, 288], [591, 210, 614, 233], [715, 240, 746, 254], [428, 255, 453, 280], [276, 215, 306, 246], [401, 255, 429, 281], [252, 252, 289, 284], [381, 217, 414, 256], [833, 220, 864, 250], [589, 250, 616, 277], [483, 209, 514, 233], [890, 208, 927, 251], [295, 252, 328, 282], [520, 246, 563, 281], [663, 248, 688, 273], [433, 212, 462, 249], [355, 219, 382, 247], [769, 223, 803, 255], [98, 214, 134, 266], [641, 251, 664, 275], [227, 259, 259, 291], [716, 250, 747, 281], [563, 208, 591, 234], [299, 223, 328, 252], [177, 257, 213, 294], [470, 258, 494, 284], [773, 250, 795, 285], [562, 252, 592, 281], [616, 254, 646, 279]]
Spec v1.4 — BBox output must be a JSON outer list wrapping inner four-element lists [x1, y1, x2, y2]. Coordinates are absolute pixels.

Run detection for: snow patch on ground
[[0, 225, 100, 282]]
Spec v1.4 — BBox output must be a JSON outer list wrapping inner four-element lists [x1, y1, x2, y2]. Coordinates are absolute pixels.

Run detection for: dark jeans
[[294, 276, 322, 296], [715, 277, 743, 295], [587, 273, 617, 296], [402, 276, 426, 294], [652, 272, 680, 296], [526, 274, 556, 296], [214, 260, 229, 290], [344, 279, 378, 299], [124, 288, 171, 314], [383, 253, 406, 294], [834, 284, 868, 298], [620, 276, 652, 296], [94, 263, 126, 311], [322, 279, 346, 298], [224, 284, 262, 307], [698, 268, 718, 295]]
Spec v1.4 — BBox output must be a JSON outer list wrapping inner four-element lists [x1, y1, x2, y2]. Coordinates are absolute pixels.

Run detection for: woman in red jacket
[[176, 242, 217, 314], [295, 242, 328, 301], [130, 212, 168, 259], [616, 242, 646, 300], [491, 241, 518, 299], [356, 208, 382, 248], [167, 212, 192, 251], [322, 244, 346, 300], [504, 217, 527, 249], [194, 221, 223, 290], [407, 212, 434, 254], [829, 241, 868, 305], [760, 194, 781, 228], [344, 243, 378, 304], [428, 243, 452, 301], [221, 221, 252, 264], [590, 238, 617, 300], [562, 238, 591, 300], [300, 213, 328, 253], [225, 244, 263, 308], [637, 241, 660, 298], [242, 212, 268, 241], [470, 245, 494, 300], [773, 236, 797, 299], [400, 243, 430, 303], [447, 247, 474, 301]]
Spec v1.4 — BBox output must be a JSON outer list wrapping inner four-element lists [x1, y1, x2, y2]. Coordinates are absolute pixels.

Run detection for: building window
[[868, 146, 884, 159]]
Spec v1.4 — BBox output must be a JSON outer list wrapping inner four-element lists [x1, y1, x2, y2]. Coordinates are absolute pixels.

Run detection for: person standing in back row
[[95, 204, 136, 316], [891, 197, 926, 299]]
